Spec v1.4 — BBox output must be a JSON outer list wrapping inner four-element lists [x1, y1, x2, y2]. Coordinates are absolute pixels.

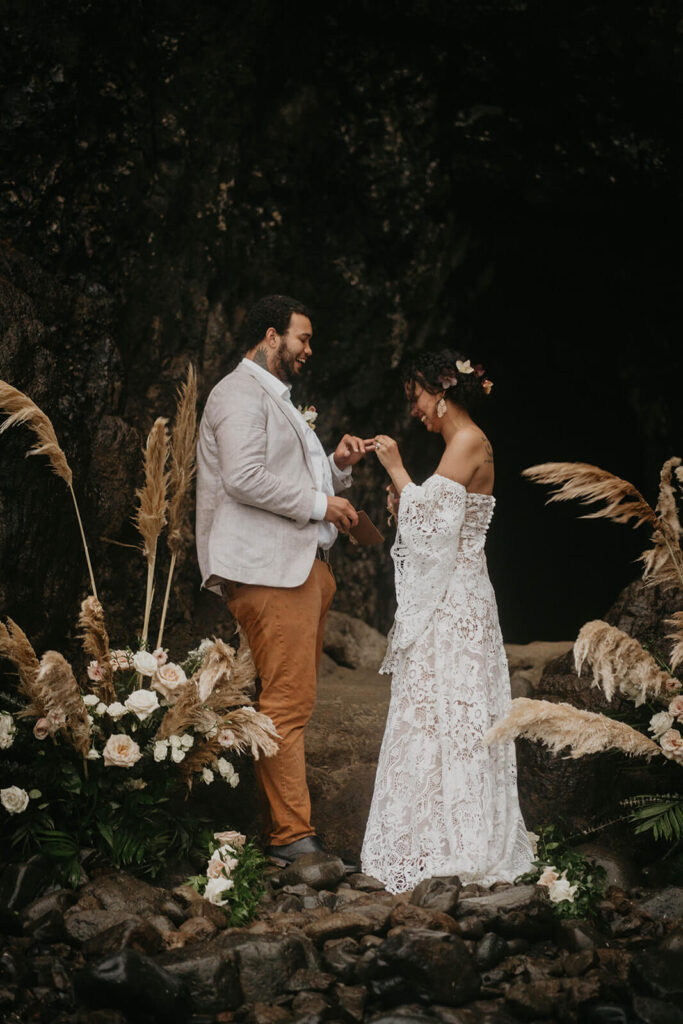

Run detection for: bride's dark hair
[[401, 349, 493, 413]]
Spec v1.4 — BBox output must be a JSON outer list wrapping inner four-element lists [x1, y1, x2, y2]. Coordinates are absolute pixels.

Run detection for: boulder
[[323, 610, 387, 670], [368, 928, 481, 1007], [74, 949, 192, 1023]]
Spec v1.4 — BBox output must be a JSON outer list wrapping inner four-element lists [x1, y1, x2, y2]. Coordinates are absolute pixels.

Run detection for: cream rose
[[153, 739, 169, 762], [207, 853, 225, 878], [103, 734, 142, 768], [132, 650, 158, 677], [152, 663, 187, 703], [170, 747, 186, 763], [213, 830, 246, 848], [547, 872, 578, 904], [86, 748, 101, 760], [202, 768, 215, 785], [537, 866, 559, 887], [668, 695, 683, 721], [125, 688, 160, 721], [217, 729, 237, 749], [1, 786, 30, 815], [660, 728, 683, 763]]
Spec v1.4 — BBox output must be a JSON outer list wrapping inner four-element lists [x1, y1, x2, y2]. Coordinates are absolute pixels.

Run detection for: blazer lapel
[[237, 363, 316, 479]]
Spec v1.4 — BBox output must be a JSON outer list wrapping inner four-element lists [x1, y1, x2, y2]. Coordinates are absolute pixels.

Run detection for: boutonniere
[[297, 405, 318, 430]]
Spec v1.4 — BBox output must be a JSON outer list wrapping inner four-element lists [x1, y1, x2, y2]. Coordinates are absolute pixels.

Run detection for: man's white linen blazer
[[196, 361, 350, 591]]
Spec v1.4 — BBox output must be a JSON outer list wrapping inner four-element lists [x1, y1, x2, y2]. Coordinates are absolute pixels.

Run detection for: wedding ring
[[375, 441, 381, 450]]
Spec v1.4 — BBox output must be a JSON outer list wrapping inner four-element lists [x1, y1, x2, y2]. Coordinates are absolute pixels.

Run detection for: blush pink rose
[[33, 718, 51, 740], [87, 660, 104, 682], [660, 728, 683, 763], [110, 650, 132, 671], [668, 695, 683, 721], [213, 830, 246, 848], [152, 663, 188, 703], [217, 729, 237, 748], [153, 648, 168, 667]]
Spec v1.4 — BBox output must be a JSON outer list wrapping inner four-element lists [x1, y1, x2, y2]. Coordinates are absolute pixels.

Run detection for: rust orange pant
[[224, 558, 336, 845]]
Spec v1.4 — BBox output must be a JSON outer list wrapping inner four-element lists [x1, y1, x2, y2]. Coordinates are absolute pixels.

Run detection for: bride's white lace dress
[[361, 474, 533, 893]]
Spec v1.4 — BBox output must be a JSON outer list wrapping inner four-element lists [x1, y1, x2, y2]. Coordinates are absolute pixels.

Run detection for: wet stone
[[271, 853, 346, 892], [457, 884, 540, 922], [334, 982, 367, 1021], [457, 916, 485, 940], [563, 949, 598, 976], [369, 928, 481, 1007], [290, 990, 332, 1016], [219, 931, 316, 1002], [410, 877, 461, 917], [637, 888, 683, 925], [0, 856, 52, 912], [660, 930, 683, 954], [583, 1006, 630, 1024], [74, 948, 192, 1024], [186, 899, 229, 929], [24, 907, 65, 943], [21, 888, 76, 926], [632, 994, 683, 1024], [157, 939, 242, 1013], [347, 873, 385, 892], [474, 932, 508, 971], [275, 895, 303, 913], [321, 937, 360, 982], [304, 905, 392, 944], [247, 1003, 293, 1024], [631, 949, 683, 1006], [177, 916, 217, 943], [82, 918, 165, 958], [285, 967, 335, 992], [74, 1011, 130, 1024], [555, 918, 605, 952]]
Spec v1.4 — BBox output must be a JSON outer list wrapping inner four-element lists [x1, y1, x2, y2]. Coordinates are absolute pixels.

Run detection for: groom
[[196, 294, 373, 865]]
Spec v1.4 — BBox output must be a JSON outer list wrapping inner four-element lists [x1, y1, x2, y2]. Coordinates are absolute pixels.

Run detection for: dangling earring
[[436, 396, 447, 418]]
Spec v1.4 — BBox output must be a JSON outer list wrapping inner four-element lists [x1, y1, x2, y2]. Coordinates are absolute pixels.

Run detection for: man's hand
[[324, 496, 359, 532], [333, 435, 376, 470]]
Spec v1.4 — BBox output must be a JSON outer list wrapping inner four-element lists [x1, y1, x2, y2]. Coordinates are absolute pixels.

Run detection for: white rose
[[217, 850, 239, 873], [86, 748, 101, 760], [132, 650, 158, 677], [1, 786, 30, 814], [649, 711, 674, 739], [180, 733, 194, 750], [216, 757, 231, 777], [548, 872, 578, 904], [83, 694, 100, 707], [169, 734, 182, 748], [94, 702, 107, 716], [107, 702, 127, 721], [0, 714, 16, 750], [153, 739, 169, 762], [171, 747, 186, 763], [152, 662, 187, 703], [125, 689, 160, 721], [204, 875, 233, 906], [202, 768, 214, 784], [103, 734, 142, 768]]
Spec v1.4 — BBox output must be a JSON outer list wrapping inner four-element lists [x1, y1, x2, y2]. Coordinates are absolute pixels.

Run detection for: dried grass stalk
[[156, 681, 215, 739], [639, 457, 683, 588], [0, 380, 98, 599], [77, 596, 116, 703], [484, 697, 662, 760], [575, 619, 678, 706], [523, 462, 657, 528], [0, 617, 41, 710], [36, 651, 91, 756], [196, 637, 257, 710], [220, 706, 279, 760], [156, 365, 199, 649], [666, 612, 683, 673], [133, 417, 169, 645], [180, 736, 223, 785]]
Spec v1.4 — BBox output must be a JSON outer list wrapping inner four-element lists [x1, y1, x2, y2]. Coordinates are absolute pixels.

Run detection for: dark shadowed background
[[1, 0, 681, 661]]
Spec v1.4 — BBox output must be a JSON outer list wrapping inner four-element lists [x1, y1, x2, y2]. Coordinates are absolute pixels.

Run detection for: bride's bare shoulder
[[436, 427, 493, 486]]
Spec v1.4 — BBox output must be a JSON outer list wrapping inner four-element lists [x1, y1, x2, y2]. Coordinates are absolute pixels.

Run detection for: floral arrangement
[[487, 456, 683, 843], [187, 829, 267, 926], [0, 368, 278, 882], [297, 404, 318, 430], [520, 826, 606, 920]]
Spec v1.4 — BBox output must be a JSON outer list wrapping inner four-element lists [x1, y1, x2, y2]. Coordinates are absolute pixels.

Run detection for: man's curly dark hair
[[241, 294, 313, 351], [401, 349, 492, 414]]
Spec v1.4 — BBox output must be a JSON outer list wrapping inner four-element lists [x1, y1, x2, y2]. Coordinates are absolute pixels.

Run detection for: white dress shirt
[[241, 359, 351, 549]]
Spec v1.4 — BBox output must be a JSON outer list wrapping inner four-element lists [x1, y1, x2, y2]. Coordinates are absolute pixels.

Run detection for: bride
[[361, 350, 533, 893]]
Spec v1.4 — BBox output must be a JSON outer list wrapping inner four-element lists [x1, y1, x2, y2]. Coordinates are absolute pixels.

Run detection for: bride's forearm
[[390, 465, 412, 495]]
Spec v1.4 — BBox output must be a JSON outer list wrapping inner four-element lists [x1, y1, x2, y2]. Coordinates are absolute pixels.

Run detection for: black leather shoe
[[266, 835, 358, 872], [265, 835, 324, 867]]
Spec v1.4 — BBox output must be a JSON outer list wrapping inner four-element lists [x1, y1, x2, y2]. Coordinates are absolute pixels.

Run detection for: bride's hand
[[373, 435, 403, 474]]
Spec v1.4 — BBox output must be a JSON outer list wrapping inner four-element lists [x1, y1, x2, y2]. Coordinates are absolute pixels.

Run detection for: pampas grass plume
[[575, 619, 678, 706]]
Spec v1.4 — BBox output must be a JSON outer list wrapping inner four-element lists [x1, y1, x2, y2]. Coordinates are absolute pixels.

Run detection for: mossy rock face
[[1, 1, 681, 655]]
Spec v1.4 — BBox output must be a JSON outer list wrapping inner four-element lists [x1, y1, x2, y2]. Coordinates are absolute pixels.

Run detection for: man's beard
[[273, 339, 299, 384]]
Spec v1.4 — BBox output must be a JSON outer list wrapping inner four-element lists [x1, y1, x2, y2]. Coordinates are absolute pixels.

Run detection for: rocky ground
[[1, 849, 682, 1024]]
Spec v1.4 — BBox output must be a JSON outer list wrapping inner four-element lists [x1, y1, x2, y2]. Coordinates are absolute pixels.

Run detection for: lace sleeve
[[383, 476, 467, 662]]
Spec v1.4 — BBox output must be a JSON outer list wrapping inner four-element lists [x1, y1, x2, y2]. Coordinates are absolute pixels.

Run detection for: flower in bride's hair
[[474, 363, 485, 377], [482, 379, 494, 395], [455, 359, 474, 374], [438, 372, 458, 389]]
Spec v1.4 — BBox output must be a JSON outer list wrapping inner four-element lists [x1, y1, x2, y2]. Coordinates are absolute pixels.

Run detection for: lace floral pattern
[[362, 475, 533, 893]]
